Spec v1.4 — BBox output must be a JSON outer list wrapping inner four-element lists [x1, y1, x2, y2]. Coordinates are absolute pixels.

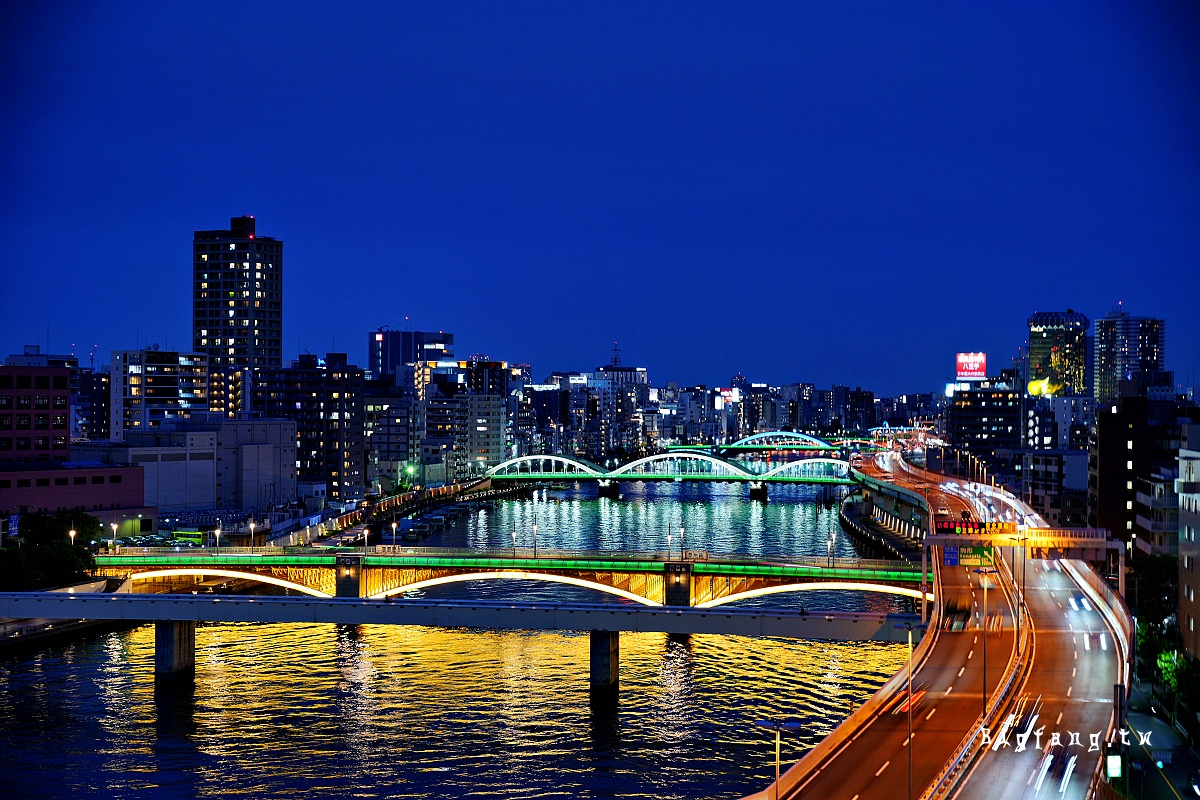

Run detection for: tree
[[0, 510, 98, 590]]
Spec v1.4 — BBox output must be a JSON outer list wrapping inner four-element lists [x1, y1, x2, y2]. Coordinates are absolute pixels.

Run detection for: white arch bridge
[[487, 452, 856, 498]]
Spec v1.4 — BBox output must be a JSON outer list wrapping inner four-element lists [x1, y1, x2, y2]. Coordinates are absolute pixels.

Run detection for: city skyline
[[3, 3, 1199, 395]]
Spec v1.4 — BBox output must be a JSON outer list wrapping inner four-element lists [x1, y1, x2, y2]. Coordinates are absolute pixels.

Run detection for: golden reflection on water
[[90, 622, 906, 798]]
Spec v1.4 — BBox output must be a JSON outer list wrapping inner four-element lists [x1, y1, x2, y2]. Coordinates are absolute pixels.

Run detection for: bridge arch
[[760, 457, 852, 480], [729, 431, 835, 449], [615, 452, 751, 478], [372, 571, 661, 606], [125, 568, 331, 598], [488, 455, 604, 478], [695, 581, 935, 609]]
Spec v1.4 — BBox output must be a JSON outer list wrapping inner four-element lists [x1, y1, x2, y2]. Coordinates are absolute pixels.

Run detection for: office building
[[368, 328, 454, 381], [109, 347, 209, 441], [1093, 308, 1166, 405], [1027, 310, 1089, 396], [193, 215, 283, 415]]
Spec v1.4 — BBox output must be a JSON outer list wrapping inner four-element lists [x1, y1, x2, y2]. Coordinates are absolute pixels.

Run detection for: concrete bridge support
[[336, 555, 363, 597], [749, 482, 769, 502], [597, 480, 621, 500], [590, 630, 620, 695], [664, 562, 693, 606], [155, 620, 196, 677]]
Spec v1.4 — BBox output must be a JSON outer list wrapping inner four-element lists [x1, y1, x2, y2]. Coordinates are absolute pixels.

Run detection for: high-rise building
[[193, 216, 283, 415], [254, 353, 365, 503], [1093, 308, 1166, 405], [109, 347, 209, 441], [1178, 424, 1200, 658], [1026, 310, 1089, 397], [367, 328, 454, 381]]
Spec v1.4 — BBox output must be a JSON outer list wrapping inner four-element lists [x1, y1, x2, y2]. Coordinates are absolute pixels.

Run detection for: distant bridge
[[486, 449, 855, 499]]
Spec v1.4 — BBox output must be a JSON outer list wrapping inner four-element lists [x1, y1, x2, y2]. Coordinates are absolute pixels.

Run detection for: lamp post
[[532, 520, 538, 558], [69, 529, 76, 549], [753, 720, 804, 800], [110, 522, 118, 552], [895, 619, 928, 800], [363, 527, 369, 555], [679, 523, 685, 558], [1008, 533, 1027, 654], [214, 527, 221, 551], [974, 566, 999, 721], [392, 521, 397, 547], [249, 522, 256, 549], [511, 528, 518, 557], [827, 532, 834, 568]]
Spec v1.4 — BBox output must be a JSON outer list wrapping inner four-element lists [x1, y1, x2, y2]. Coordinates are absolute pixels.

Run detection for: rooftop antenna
[[611, 341, 621, 367]]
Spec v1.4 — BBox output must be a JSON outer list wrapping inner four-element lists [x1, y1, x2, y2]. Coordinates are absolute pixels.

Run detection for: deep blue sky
[[2, 2, 1198, 395]]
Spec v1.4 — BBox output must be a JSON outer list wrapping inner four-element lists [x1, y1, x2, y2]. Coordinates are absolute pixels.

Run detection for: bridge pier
[[336, 555, 363, 597], [155, 620, 196, 678], [749, 482, 768, 502], [664, 562, 693, 606], [597, 480, 621, 500], [590, 630, 620, 696]]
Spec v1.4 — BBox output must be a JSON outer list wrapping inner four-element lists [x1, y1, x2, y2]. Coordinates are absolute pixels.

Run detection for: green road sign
[[959, 546, 995, 567]]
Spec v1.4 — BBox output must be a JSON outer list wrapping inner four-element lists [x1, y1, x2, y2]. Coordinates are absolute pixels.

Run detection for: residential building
[[367, 328, 454, 381], [254, 353, 365, 503], [0, 365, 71, 462], [193, 215, 283, 416], [1178, 424, 1200, 658], [109, 347, 208, 441]]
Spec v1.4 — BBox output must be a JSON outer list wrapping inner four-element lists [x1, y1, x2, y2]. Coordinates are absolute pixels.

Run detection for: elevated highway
[[741, 452, 1131, 800]]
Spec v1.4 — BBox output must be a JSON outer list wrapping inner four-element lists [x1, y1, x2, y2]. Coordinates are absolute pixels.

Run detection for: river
[[0, 483, 908, 800]]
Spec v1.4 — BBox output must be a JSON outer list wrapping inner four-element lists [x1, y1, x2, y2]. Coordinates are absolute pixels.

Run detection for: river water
[[0, 484, 908, 800]]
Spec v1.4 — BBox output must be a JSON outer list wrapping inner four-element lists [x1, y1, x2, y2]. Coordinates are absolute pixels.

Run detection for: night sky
[[2, 2, 1198, 395]]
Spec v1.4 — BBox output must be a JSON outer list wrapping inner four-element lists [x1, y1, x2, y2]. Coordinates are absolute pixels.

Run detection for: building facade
[[1093, 308, 1166, 405], [0, 365, 71, 462], [193, 215, 283, 416], [109, 347, 209, 441], [1026, 310, 1090, 397]]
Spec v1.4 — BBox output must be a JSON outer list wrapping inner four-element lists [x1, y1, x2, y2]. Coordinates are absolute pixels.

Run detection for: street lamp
[[679, 523, 685, 557], [110, 522, 118, 551], [532, 520, 538, 558], [214, 527, 221, 551], [895, 619, 928, 800], [753, 719, 804, 800], [827, 532, 835, 568], [392, 521, 397, 547], [511, 527, 517, 557], [69, 529, 76, 548], [1008, 533, 1027, 654], [974, 566, 999, 721], [249, 522, 256, 548], [363, 527, 369, 555]]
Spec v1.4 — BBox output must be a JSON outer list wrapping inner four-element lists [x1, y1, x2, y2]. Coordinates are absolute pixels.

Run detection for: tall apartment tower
[[1093, 308, 1166, 405], [1026, 310, 1090, 397], [367, 327, 455, 381], [193, 215, 283, 415]]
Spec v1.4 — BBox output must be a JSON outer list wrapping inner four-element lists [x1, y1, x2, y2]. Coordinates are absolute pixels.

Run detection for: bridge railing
[[100, 545, 917, 573]]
